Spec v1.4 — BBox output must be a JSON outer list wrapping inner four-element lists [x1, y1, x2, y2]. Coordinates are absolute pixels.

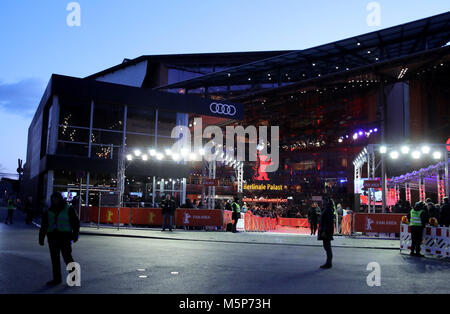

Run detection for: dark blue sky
[[0, 0, 449, 174]]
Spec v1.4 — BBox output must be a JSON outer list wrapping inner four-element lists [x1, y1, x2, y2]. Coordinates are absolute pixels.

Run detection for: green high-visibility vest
[[232, 202, 241, 213], [410, 209, 424, 227], [47, 205, 71, 232], [7, 200, 14, 210]]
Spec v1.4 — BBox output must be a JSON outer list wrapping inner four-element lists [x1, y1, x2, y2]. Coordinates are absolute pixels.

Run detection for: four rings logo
[[210, 103, 237, 116]]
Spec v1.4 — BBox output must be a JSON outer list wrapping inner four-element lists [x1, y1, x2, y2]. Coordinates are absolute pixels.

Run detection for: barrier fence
[[223, 210, 277, 232], [81, 207, 223, 228], [81, 206, 413, 238], [400, 224, 450, 257], [342, 214, 352, 235]]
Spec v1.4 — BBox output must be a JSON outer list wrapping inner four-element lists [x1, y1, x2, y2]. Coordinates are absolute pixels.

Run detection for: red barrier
[[132, 208, 163, 225], [277, 217, 310, 228], [175, 209, 223, 227], [242, 212, 277, 232], [88, 207, 131, 224], [342, 214, 352, 235], [353, 213, 403, 233], [86, 207, 222, 227], [223, 210, 233, 229]]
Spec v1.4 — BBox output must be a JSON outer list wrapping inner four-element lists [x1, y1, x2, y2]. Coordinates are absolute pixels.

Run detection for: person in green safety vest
[[39, 192, 80, 286], [407, 201, 428, 257], [231, 196, 241, 233], [4, 198, 15, 224]]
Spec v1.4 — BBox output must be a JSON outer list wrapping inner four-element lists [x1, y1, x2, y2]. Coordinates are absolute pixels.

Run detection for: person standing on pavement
[[440, 197, 450, 227], [231, 196, 241, 233], [307, 203, 318, 235], [4, 198, 15, 224], [407, 202, 428, 257], [318, 197, 335, 269], [39, 192, 80, 286], [161, 194, 176, 232], [336, 204, 344, 234]]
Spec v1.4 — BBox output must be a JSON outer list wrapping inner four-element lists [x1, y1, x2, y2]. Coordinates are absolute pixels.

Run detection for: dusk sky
[[0, 0, 449, 175]]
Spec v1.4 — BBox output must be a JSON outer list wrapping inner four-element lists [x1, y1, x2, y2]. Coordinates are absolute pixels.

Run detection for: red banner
[[132, 208, 163, 225], [353, 213, 404, 233], [342, 214, 352, 235], [243, 212, 277, 232], [363, 180, 381, 188], [277, 217, 310, 228], [175, 209, 223, 227], [88, 207, 131, 224]]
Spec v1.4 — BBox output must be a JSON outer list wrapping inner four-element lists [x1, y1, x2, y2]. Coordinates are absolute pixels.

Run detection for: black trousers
[[48, 234, 74, 281], [232, 212, 239, 233], [310, 221, 317, 235], [410, 226, 424, 254], [5, 210, 13, 224], [322, 239, 333, 265]]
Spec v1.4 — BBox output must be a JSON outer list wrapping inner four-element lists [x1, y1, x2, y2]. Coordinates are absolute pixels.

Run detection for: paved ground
[[78, 224, 400, 249], [1, 209, 450, 294]]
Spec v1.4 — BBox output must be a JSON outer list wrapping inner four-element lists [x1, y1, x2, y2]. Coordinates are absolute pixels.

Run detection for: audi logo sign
[[210, 102, 237, 116]]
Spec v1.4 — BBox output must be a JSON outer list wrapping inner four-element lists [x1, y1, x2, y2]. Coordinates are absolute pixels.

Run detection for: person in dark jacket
[[39, 192, 80, 286], [407, 201, 428, 257], [161, 194, 176, 231], [440, 197, 450, 227], [307, 203, 319, 235], [231, 196, 241, 233], [427, 202, 440, 221], [318, 197, 335, 269]]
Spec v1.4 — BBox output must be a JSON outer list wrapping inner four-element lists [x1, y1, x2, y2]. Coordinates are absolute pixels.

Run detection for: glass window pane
[[127, 106, 155, 134], [59, 97, 91, 128], [157, 110, 177, 137], [93, 102, 124, 131]]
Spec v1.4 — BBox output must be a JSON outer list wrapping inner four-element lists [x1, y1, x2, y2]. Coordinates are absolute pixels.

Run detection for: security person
[[231, 196, 241, 233], [407, 201, 428, 257], [39, 192, 80, 286], [4, 198, 14, 224]]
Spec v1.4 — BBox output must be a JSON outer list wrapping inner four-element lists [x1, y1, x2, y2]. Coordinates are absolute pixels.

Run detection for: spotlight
[[134, 149, 142, 157], [380, 146, 387, 154], [390, 151, 399, 160], [149, 149, 156, 156], [421, 146, 430, 154], [411, 151, 421, 159], [199, 148, 205, 156], [142, 154, 148, 161], [401, 146, 410, 154], [126, 154, 133, 161], [189, 153, 197, 161], [338, 138, 343, 143], [433, 151, 442, 160], [156, 153, 164, 160], [165, 149, 172, 156], [172, 153, 180, 161], [181, 148, 189, 156], [353, 133, 358, 140]]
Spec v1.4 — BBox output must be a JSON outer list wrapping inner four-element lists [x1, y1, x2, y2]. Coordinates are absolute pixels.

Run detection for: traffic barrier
[[342, 214, 352, 235], [175, 209, 223, 227], [400, 224, 450, 257], [277, 217, 310, 228], [85, 207, 223, 227], [242, 212, 277, 232], [354, 213, 404, 233]]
